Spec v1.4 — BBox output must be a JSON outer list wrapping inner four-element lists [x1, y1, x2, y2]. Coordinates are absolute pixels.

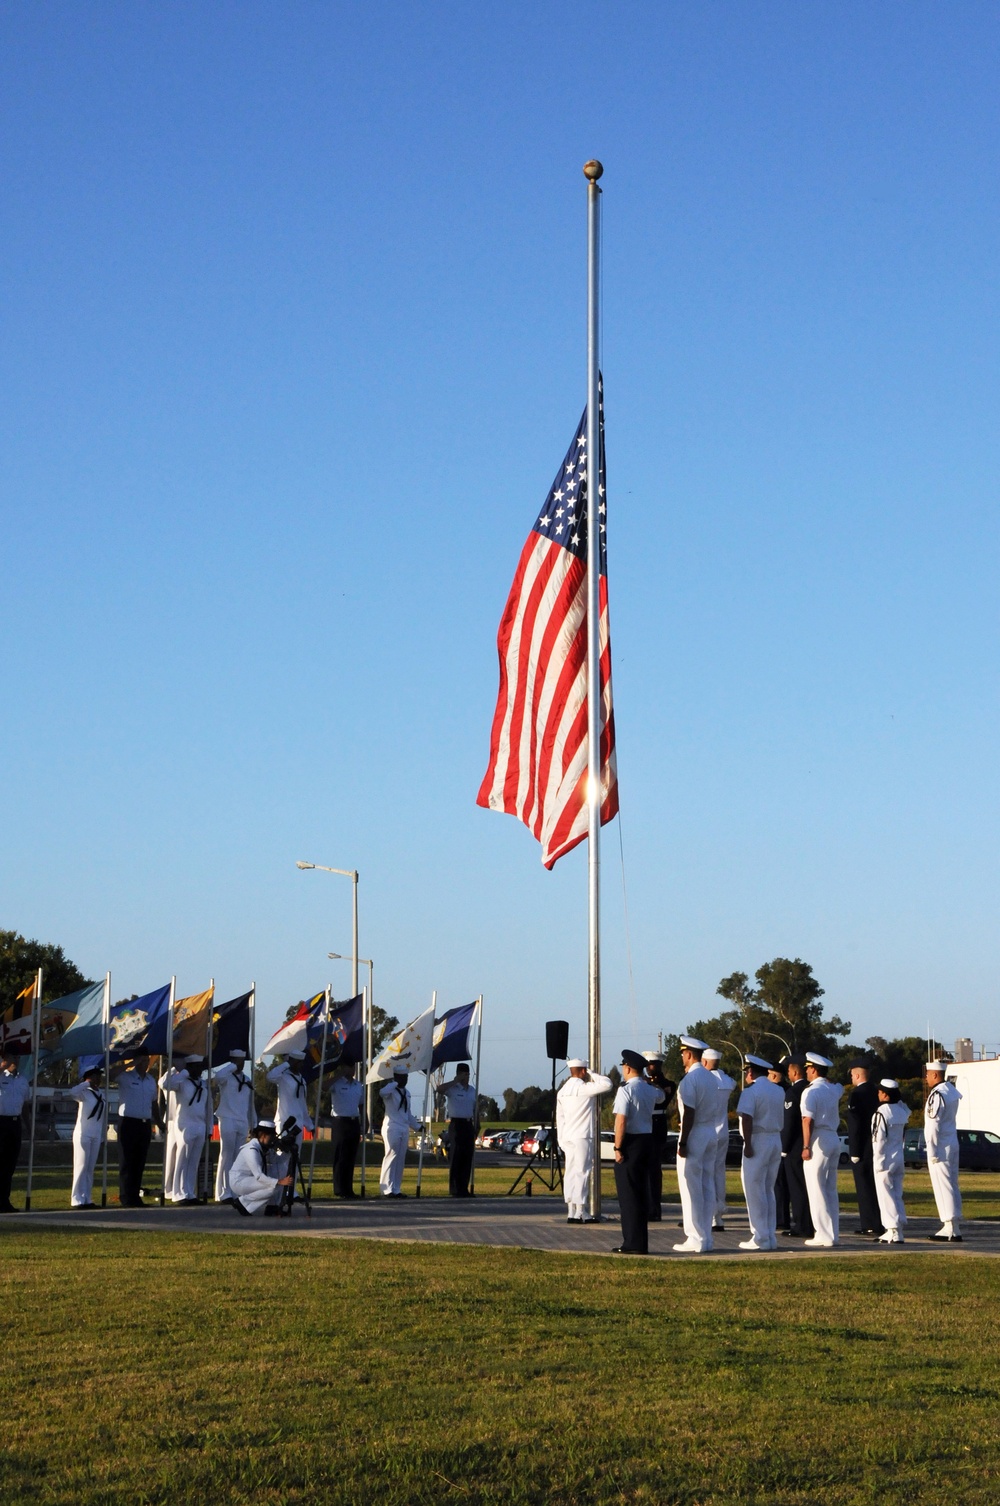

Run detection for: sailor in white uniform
[[924, 1060, 963, 1241], [266, 1052, 313, 1134], [702, 1047, 736, 1231], [800, 1052, 844, 1247], [230, 1120, 293, 1215], [379, 1064, 420, 1196], [213, 1049, 255, 1202], [871, 1078, 910, 1244], [555, 1058, 613, 1223], [163, 1056, 209, 1204], [736, 1055, 785, 1250], [66, 1065, 107, 1209], [674, 1037, 720, 1253], [158, 1063, 180, 1202]]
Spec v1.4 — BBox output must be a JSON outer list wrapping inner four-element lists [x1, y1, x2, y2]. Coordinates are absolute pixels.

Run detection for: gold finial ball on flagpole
[[583, 159, 604, 181]]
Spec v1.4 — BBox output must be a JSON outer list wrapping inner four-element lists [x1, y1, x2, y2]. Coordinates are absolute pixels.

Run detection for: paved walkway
[[10, 1197, 1000, 1259]]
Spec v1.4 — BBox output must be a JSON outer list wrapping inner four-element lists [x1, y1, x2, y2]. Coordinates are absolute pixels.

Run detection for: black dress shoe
[[567, 1217, 583, 1224], [611, 1245, 646, 1254], [930, 1233, 963, 1242], [175, 1198, 200, 1207], [231, 1198, 251, 1217]]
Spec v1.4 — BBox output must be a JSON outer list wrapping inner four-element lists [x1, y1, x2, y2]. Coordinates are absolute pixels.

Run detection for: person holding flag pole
[[307, 987, 332, 1197], [24, 968, 43, 1212], [99, 973, 111, 1207], [415, 992, 437, 1198], [159, 976, 177, 1207]]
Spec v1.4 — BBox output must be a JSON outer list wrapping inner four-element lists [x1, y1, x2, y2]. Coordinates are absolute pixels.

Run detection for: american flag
[[477, 393, 618, 868]]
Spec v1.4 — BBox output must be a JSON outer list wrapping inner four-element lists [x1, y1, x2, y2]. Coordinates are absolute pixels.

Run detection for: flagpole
[[583, 159, 604, 1222], [360, 984, 369, 1197], [308, 986, 331, 1197], [415, 990, 436, 1198], [160, 975, 176, 1207], [100, 973, 111, 1207], [469, 995, 484, 1197], [249, 981, 256, 1111], [24, 968, 43, 1211], [202, 980, 214, 1203]]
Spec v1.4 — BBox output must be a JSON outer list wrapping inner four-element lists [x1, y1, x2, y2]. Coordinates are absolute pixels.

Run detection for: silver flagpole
[[415, 990, 436, 1198], [308, 986, 331, 1197], [360, 983, 369, 1197], [202, 981, 215, 1202], [469, 995, 484, 1197], [584, 159, 604, 1222], [25, 967, 43, 1211], [100, 973, 111, 1207], [160, 975, 176, 1207]]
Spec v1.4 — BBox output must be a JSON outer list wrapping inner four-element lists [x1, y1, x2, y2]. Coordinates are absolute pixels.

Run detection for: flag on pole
[[37, 981, 107, 1062], [106, 984, 172, 1059], [209, 991, 252, 1066], [366, 1003, 435, 1083], [0, 981, 37, 1054], [170, 987, 215, 1058], [477, 395, 617, 868], [431, 1001, 479, 1068], [259, 992, 326, 1058], [303, 993, 365, 1081]]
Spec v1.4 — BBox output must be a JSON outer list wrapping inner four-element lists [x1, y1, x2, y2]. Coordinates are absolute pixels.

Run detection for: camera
[[274, 1117, 302, 1155]]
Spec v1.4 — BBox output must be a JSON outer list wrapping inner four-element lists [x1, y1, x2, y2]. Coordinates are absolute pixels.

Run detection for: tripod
[[277, 1121, 313, 1218], [507, 1054, 564, 1195]]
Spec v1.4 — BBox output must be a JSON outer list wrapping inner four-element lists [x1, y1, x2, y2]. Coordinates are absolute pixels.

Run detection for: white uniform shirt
[[265, 1061, 313, 1131], [380, 1080, 420, 1131], [612, 1076, 663, 1134], [214, 1062, 254, 1126], [676, 1062, 718, 1128], [708, 1068, 736, 1132], [800, 1077, 843, 1132], [872, 1100, 910, 1171], [440, 1081, 478, 1120], [0, 1071, 30, 1116], [736, 1076, 785, 1134], [66, 1082, 106, 1136], [330, 1077, 363, 1117], [556, 1073, 613, 1142], [925, 1080, 961, 1155], [164, 1068, 208, 1129], [116, 1069, 158, 1120]]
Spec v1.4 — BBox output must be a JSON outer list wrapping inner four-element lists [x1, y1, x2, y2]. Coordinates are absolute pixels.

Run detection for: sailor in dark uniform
[[611, 1049, 664, 1254], [846, 1058, 884, 1235], [779, 1053, 814, 1238], [768, 1062, 790, 1230], [642, 1051, 675, 1221]]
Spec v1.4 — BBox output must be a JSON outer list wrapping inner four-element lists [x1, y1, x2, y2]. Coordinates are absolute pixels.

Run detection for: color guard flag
[[107, 984, 172, 1059], [210, 991, 252, 1067], [366, 1003, 435, 1083], [0, 981, 37, 1054], [477, 394, 618, 868], [431, 1001, 479, 1068], [38, 981, 106, 1062], [170, 987, 215, 1059], [304, 994, 364, 1081], [260, 992, 326, 1058]]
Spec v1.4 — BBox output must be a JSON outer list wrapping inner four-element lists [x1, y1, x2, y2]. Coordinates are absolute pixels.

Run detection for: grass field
[[2, 1227, 1000, 1505], [13, 1142, 1000, 1221]]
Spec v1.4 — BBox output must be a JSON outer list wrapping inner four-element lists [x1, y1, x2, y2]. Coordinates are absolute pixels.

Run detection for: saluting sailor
[[66, 1064, 107, 1209], [610, 1049, 664, 1254], [230, 1119, 293, 1216], [800, 1052, 843, 1247], [736, 1055, 785, 1251], [702, 1047, 736, 1232], [163, 1056, 209, 1205], [116, 1047, 162, 1208], [871, 1078, 910, 1244], [674, 1037, 718, 1254], [379, 1063, 420, 1197], [924, 1060, 963, 1241], [555, 1057, 613, 1223], [0, 1051, 30, 1214], [266, 1052, 313, 1136], [213, 1048, 255, 1203]]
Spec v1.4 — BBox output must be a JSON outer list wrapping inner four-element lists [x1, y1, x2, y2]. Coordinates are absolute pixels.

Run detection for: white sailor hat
[[642, 1050, 665, 1062], [255, 1118, 276, 1131], [701, 1047, 721, 1061], [391, 1060, 409, 1074], [805, 1052, 833, 1068], [229, 1048, 247, 1059], [880, 1078, 899, 1090], [183, 1055, 203, 1065], [79, 1065, 102, 1079], [287, 1051, 306, 1061], [679, 1036, 708, 1051], [746, 1054, 773, 1070], [566, 1058, 588, 1069], [926, 1060, 948, 1073]]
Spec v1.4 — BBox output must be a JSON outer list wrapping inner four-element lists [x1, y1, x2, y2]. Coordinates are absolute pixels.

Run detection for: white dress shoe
[[803, 1237, 838, 1247], [738, 1238, 764, 1251]]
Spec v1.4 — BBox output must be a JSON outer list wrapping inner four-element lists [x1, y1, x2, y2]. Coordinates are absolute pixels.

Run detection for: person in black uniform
[[642, 1051, 676, 1221], [611, 1049, 665, 1254], [768, 1062, 790, 1231], [779, 1053, 814, 1238], [846, 1058, 884, 1235]]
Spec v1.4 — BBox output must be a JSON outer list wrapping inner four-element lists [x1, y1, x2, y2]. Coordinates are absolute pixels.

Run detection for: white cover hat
[[702, 1047, 721, 1061], [680, 1036, 708, 1051], [805, 1052, 833, 1068], [183, 1055, 203, 1065], [880, 1078, 899, 1090], [255, 1118, 275, 1131], [642, 1050, 665, 1062], [287, 1051, 306, 1061], [746, 1054, 773, 1070], [566, 1058, 587, 1069], [229, 1048, 247, 1059], [926, 1060, 948, 1073]]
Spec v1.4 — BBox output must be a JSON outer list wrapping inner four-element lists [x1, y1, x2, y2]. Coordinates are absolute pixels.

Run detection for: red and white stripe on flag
[[477, 404, 617, 869]]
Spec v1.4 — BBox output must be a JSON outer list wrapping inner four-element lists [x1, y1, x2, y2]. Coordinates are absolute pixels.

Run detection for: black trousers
[[648, 1116, 667, 1219], [118, 1118, 152, 1206], [783, 1150, 814, 1236], [448, 1119, 475, 1196], [852, 1145, 883, 1232], [0, 1118, 22, 1208], [774, 1157, 790, 1229], [331, 1117, 361, 1197], [614, 1133, 652, 1253]]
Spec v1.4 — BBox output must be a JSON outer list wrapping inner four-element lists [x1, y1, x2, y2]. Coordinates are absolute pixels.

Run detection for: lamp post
[[295, 860, 359, 997]]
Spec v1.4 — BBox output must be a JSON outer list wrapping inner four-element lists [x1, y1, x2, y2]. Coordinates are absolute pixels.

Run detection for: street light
[[295, 860, 359, 996]]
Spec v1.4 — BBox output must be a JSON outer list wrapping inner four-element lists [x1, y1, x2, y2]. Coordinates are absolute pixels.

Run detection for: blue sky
[[2, 4, 998, 1095]]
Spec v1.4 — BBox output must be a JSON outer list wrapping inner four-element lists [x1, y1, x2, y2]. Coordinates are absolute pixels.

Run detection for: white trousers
[[171, 1125, 207, 1201], [676, 1123, 717, 1251], [163, 1121, 179, 1199], [215, 1120, 247, 1201], [71, 1131, 102, 1206], [803, 1126, 840, 1244], [380, 1124, 410, 1195], [874, 1156, 906, 1233], [713, 1129, 728, 1218], [562, 1137, 593, 1218], [740, 1130, 782, 1248], [928, 1142, 962, 1224]]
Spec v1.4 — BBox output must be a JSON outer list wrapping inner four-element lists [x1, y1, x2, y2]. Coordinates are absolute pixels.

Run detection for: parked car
[[902, 1127, 1000, 1171], [479, 1131, 507, 1150], [519, 1126, 553, 1157], [500, 1130, 525, 1154]]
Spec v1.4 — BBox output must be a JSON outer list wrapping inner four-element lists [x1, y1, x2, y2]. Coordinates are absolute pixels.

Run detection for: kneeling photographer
[[230, 1119, 294, 1216]]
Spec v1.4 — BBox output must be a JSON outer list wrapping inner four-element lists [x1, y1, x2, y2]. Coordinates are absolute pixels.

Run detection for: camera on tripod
[[274, 1117, 302, 1155]]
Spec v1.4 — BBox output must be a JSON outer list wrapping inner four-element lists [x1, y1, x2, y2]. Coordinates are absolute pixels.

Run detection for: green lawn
[[2, 1227, 999, 1504]]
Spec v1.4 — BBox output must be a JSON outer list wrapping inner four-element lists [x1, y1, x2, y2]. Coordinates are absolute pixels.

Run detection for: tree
[[477, 1094, 501, 1122], [675, 957, 850, 1070], [501, 1085, 555, 1122], [0, 929, 93, 1014]]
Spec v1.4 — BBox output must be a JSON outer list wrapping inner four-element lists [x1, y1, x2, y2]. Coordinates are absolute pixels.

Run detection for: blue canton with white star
[[531, 391, 607, 574]]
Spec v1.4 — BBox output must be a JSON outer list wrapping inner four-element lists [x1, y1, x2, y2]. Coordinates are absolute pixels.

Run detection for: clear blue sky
[[3, 4, 998, 1095]]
